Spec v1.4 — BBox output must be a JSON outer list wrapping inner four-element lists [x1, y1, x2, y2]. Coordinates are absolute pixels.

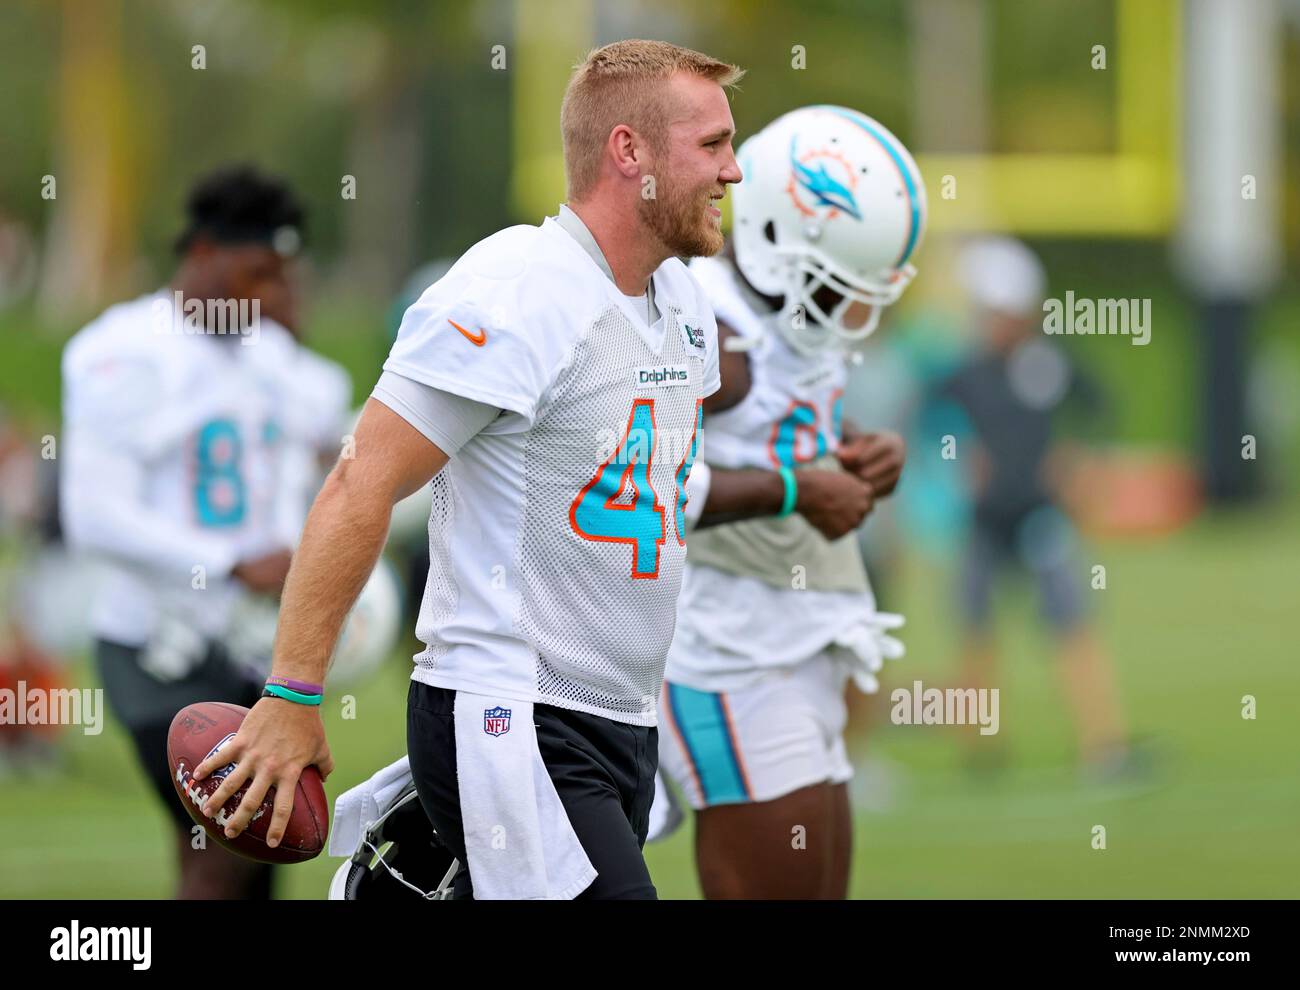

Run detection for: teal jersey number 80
[[194, 418, 246, 526]]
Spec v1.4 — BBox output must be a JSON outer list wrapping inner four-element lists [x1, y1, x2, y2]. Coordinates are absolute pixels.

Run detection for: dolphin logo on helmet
[[789, 136, 863, 221]]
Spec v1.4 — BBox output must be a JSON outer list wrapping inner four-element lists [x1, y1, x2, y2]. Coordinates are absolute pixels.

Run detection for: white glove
[[833, 612, 906, 694]]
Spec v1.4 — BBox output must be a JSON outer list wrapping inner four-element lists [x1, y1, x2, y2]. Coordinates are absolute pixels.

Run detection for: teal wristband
[[778, 467, 798, 517], [262, 684, 322, 706]]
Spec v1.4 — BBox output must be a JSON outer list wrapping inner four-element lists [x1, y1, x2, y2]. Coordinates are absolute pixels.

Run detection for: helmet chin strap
[[774, 295, 836, 356], [730, 254, 907, 356], [796, 255, 921, 349], [772, 269, 886, 355], [827, 295, 883, 340]]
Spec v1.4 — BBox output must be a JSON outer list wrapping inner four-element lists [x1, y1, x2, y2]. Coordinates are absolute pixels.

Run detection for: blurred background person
[[937, 236, 1138, 780], [58, 166, 316, 899]]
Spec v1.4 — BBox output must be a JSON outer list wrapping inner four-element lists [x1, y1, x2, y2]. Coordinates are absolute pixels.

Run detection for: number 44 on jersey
[[569, 399, 703, 579]]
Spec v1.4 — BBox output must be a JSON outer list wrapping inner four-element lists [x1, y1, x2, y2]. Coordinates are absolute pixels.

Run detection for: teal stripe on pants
[[667, 683, 750, 804]]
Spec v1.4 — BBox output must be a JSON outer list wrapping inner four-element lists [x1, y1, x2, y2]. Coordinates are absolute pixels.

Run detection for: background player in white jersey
[[657, 106, 927, 898], [60, 166, 324, 898], [196, 40, 743, 900]]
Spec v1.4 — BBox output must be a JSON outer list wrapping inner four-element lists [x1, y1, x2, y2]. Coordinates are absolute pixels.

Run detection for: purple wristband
[[265, 675, 323, 696]]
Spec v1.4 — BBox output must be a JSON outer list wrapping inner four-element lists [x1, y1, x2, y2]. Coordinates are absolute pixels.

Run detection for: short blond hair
[[561, 39, 744, 202]]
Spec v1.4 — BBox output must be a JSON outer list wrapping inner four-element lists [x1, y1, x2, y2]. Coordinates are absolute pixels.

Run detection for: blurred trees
[[0, 0, 1294, 329]]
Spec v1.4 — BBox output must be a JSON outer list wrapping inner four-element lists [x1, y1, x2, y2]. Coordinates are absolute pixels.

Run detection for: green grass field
[[2, 500, 1293, 900]]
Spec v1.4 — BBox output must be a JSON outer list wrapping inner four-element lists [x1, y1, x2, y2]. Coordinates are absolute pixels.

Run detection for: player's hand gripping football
[[794, 468, 876, 541], [837, 430, 906, 497], [191, 695, 334, 846]]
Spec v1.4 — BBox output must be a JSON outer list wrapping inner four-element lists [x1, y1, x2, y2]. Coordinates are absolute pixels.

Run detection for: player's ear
[[608, 124, 642, 180]]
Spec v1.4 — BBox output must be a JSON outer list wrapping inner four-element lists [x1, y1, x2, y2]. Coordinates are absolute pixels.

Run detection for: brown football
[[167, 701, 328, 864]]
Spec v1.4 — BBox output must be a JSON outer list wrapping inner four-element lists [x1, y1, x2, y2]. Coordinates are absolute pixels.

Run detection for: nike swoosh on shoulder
[[448, 318, 487, 346]]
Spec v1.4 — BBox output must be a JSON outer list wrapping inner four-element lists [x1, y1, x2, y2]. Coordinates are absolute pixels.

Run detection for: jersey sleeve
[[383, 273, 557, 429], [688, 255, 761, 345], [682, 258, 725, 398], [701, 307, 721, 398], [60, 350, 240, 579], [370, 369, 503, 455]]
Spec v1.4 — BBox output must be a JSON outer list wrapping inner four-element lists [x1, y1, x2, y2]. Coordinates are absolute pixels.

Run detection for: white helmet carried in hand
[[732, 105, 927, 353], [227, 557, 402, 687], [332, 557, 403, 686]]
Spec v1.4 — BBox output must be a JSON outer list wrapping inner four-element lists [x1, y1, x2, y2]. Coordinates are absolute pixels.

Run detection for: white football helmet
[[331, 557, 403, 686], [732, 105, 927, 353], [327, 782, 458, 901], [226, 557, 402, 686]]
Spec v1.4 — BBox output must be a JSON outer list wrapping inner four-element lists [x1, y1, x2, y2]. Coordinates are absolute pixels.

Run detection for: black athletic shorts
[[407, 680, 659, 900], [95, 638, 264, 832], [960, 502, 1086, 633]]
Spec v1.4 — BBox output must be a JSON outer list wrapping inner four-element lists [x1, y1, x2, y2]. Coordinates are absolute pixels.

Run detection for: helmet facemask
[[772, 243, 917, 355]]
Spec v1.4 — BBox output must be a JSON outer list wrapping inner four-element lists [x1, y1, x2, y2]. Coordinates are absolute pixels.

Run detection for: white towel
[[327, 755, 413, 857], [452, 690, 596, 900]]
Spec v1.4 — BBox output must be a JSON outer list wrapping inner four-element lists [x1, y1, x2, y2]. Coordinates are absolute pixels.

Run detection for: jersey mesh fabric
[[514, 302, 703, 721], [413, 471, 459, 671]]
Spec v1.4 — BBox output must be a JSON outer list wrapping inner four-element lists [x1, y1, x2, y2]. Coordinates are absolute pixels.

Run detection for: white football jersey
[[61, 291, 306, 646], [224, 328, 354, 670], [689, 254, 848, 470], [254, 327, 353, 549], [258, 330, 352, 458], [385, 215, 720, 725], [666, 255, 876, 692]]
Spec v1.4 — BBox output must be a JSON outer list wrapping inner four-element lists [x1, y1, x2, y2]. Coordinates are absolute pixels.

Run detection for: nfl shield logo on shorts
[[483, 706, 511, 736]]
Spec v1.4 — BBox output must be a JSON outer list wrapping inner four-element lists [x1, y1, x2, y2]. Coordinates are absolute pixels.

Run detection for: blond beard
[[638, 178, 724, 259]]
